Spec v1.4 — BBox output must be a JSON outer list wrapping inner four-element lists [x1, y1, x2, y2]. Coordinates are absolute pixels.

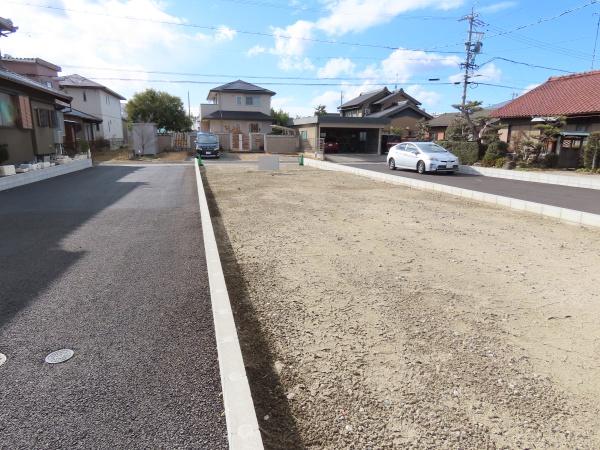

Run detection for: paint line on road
[[304, 158, 600, 229], [193, 160, 264, 450]]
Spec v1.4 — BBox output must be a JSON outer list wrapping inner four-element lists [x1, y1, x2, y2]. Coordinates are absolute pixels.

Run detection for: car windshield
[[198, 134, 218, 144], [417, 143, 448, 154]]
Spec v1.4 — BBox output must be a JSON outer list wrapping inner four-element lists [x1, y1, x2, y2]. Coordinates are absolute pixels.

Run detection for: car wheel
[[417, 161, 426, 174], [388, 158, 396, 170]]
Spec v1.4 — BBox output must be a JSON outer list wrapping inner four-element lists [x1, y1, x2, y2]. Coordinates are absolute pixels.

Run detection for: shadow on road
[[0, 166, 144, 330], [201, 168, 305, 450]]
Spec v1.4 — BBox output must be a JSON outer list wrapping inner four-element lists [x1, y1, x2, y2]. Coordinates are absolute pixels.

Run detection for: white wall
[[215, 92, 271, 115], [61, 87, 123, 140]]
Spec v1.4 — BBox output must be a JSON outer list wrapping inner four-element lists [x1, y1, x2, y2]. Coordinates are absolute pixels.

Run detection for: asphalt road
[[0, 165, 227, 449], [344, 163, 600, 215]]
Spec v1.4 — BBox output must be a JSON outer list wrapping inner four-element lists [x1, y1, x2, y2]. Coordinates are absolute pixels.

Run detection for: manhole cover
[[0, 353, 6, 367], [45, 349, 74, 364]]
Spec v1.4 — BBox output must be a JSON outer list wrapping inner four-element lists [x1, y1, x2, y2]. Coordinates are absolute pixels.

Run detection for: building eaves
[[0, 68, 72, 102]]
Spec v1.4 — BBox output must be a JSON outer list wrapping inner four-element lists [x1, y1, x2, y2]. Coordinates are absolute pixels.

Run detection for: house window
[[249, 123, 259, 133], [106, 95, 110, 104], [83, 91, 87, 102], [0, 92, 17, 127], [576, 123, 588, 132], [96, 123, 100, 131], [108, 120, 111, 132], [359, 131, 367, 142], [300, 130, 308, 140], [236, 96, 242, 105], [35, 108, 53, 128], [245, 96, 260, 106]]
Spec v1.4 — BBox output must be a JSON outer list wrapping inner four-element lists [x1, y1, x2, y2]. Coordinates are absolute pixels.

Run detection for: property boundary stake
[[193, 160, 264, 450], [304, 158, 600, 229]]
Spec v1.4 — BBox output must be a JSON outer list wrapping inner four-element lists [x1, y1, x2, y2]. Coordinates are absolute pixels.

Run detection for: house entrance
[[558, 135, 586, 168]]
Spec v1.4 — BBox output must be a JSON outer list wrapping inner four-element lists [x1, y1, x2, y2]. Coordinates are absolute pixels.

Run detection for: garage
[[293, 115, 389, 155]]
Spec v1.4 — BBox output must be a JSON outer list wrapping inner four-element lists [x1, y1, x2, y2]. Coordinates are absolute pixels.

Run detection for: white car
[[387, 142, 459, 174]]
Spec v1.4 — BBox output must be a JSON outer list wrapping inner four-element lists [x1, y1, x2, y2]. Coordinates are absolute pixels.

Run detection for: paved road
[[0, 165, 227, 449], [343, 162, 600, 215]]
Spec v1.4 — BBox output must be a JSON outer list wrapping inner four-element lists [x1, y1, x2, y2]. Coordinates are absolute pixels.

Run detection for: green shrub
[[0, 144, 8, 164], [584, 132, 600, 170], [541, 152, 558, 168], [436, 140, 479, 165], [78, 140, 90, 153], [483, 140, 508, 162], [494, 157, 507, 168]]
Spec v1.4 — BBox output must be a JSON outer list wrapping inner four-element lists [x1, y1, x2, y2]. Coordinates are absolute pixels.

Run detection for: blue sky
[[2, 0, 600, 116]]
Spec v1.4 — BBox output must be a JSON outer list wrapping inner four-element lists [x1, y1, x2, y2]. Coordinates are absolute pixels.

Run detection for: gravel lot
[[205, 165, 600, 449]]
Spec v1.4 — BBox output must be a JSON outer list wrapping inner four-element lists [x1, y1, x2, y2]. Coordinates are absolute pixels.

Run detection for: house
[[55, 74, 125, 147], [492, 70, 600, 168], [339, 87, 432, 143], [292, 114, 389, 155], [1, 56, 61, 89], [428, 102, 509, 141], [0, 67, 72, 164], [199, 80, 275, 151]]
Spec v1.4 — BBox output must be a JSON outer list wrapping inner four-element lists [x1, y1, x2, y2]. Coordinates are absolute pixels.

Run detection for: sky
[[1, 0, 600, 118]]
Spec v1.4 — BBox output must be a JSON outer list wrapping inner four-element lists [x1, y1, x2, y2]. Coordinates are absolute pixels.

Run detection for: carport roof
[[203, 110, 273, 121], [292, 114, 389, 127]]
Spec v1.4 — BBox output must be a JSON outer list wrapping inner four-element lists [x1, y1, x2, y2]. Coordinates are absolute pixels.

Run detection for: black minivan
[[196, 132, 220, 158]]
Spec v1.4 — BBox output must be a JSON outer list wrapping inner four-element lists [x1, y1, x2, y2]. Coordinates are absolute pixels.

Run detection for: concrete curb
[[459, 165, 600, 191], [193, 160, 264, 450], [304, 158, 600, 229], [0, 159, 92, 192]]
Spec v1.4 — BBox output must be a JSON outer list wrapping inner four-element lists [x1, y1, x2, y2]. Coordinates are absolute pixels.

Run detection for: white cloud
[[375, 49, 461, 83], [246, 45, 266, 57], [4, 0, 232, 99], [316, 0, 464, 36], [317, 58, 356, 78], [480, 1, 517, 14], [405, 84, 441, 108], [270, 20, 315, 70], [195, 25, 237, 42]]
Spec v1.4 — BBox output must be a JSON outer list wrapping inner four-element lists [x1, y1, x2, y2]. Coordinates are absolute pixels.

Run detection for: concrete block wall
[[0, 159, 92, 192]]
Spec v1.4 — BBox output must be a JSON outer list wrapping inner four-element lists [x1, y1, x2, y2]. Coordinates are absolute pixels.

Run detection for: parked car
[[196, 132, 220, 158], [324, 140, 340, 153], [387, 142, 459, 174]]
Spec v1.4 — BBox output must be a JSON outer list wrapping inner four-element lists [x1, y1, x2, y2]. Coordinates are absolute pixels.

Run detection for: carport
[[293, 115, 389, 155]]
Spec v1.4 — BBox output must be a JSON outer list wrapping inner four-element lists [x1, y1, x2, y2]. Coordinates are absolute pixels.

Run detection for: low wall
[[0, 159, 92, 192], [265, 135, 299, 154], [459, 165, 600, 191], [304, 158, 600, 229]]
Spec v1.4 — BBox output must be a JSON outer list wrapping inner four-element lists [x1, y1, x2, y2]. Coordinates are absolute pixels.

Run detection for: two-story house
[[199, 80, 275, 150], [55, 74, 125, 147], [339, 87, 432, 142]]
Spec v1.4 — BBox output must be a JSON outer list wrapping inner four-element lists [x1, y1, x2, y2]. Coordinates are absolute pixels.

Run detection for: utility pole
[[592, 13, 600, 70], [187, 91, 191, 118], [459, 8, 484, 139]]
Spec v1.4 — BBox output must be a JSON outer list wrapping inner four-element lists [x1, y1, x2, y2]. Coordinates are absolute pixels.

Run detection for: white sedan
[[387, 142, 459, 174]]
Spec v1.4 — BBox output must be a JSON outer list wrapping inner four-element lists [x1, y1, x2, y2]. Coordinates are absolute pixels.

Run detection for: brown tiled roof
[[493, 70, 600, 118]]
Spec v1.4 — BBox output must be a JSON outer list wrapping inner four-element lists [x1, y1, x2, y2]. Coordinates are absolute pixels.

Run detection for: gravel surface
[[0, 165, 227, 449], [205, 164, 600, 449]]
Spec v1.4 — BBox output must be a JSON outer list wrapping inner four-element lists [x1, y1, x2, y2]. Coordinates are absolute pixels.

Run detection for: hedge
[[436, 141, 479, 165]]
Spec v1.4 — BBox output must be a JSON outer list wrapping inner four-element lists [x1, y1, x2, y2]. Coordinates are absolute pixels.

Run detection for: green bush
[[483, 140, 508, 162], [78, 140, 90, 153], [584, 132, 600, 170], [494, 157, 507, 168], [541, 152, 558, 168], [0, 144, 8, 164], [436, 140, 479, 165]]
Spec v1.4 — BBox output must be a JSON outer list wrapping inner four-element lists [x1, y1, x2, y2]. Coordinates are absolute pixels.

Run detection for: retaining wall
[[0, 159, 92, 192]]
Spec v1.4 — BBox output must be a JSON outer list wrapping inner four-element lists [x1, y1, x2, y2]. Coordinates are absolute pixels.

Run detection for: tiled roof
[[64, 107, 102, 123], [56, 74, 126, 100], [208, 80, 276, 96], [493, 70, 600, 118], [339, 87, 389, 110], [367, 101, 432, 119], [2, 56, 61, 71], [372, 89, 421, 106], [0, 68, 71, 102]]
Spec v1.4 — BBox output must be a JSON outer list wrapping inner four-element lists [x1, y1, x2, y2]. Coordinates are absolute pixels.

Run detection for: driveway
[[340, 161, 600, 215], [0, 165, 227, 448]]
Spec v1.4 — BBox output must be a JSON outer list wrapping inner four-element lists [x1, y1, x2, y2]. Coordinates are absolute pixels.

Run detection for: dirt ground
[[91, 149, 191, 163], [204, 165, 600, 449]]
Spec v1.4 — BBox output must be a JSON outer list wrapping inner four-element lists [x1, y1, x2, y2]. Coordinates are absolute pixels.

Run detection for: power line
[[6, 0, 461, 53], [479, 57, 575, 74], [83, 77, 526, 90], [217, 0, 458, 19]]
